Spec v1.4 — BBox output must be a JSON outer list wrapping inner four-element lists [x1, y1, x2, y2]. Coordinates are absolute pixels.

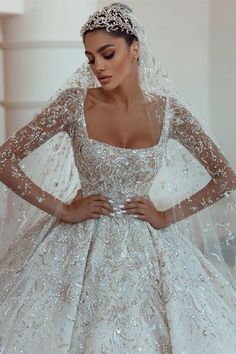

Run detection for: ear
[[131, 41, 140, 60]]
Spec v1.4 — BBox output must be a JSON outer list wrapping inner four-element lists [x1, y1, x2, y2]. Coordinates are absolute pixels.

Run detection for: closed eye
[[87, 52, 115, 64], [104, 52, 115, 60]]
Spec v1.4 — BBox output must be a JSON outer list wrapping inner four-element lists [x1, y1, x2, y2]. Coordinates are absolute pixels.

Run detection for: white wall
[[0, 18, 5, 144], [0, 0, 24, 15], [210, 0, 236, 168], [0, 0, 24, 144]]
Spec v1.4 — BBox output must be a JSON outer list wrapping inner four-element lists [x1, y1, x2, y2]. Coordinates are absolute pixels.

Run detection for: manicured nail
[[110, 212, 115, 216], [133, 215, 138, 218], [118, 204, 124, 208], [126, 198, 131, 202], [121, 210, 126, 214], [113, 207, 118, 211], [109, 199, 114, 204]]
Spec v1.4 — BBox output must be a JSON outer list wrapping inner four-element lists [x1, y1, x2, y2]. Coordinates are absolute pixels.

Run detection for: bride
[[0, 2, 236, 353]]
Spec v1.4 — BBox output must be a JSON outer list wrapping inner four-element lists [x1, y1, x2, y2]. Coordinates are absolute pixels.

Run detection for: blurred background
[[0, 0, 235, 167]]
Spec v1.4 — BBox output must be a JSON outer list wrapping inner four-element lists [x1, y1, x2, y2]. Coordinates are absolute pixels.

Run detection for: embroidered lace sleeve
[[168, 97, 236, 189], [0, 87, 80, 168], [0, 87, 81, 218]]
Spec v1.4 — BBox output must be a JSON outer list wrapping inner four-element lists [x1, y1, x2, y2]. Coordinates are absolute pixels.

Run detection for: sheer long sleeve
[[0, 87, 81, 218], [165, 97, 236, 222], [0, 88, 80, 166]]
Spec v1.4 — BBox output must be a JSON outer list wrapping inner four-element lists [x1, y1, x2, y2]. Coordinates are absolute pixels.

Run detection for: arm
[[164, 98, 236, 225], [0, 88, 80, 219]]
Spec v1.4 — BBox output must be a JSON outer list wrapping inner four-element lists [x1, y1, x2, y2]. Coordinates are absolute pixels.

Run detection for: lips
[[98, 76, 112, 84], [98, 75, 111, 80]]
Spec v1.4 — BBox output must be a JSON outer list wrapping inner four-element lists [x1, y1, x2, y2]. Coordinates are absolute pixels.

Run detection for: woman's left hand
[[123, 196, 168, 229]]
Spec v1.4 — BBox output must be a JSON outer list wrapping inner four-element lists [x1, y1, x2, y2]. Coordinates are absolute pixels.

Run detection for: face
[[84, 30, 140, 90]]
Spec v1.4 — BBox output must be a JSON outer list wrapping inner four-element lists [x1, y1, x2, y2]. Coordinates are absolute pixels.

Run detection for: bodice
[[71, 97, 169, 208]]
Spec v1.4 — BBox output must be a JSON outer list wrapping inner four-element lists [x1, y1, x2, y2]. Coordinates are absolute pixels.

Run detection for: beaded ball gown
[[0, 89, 236, 354]]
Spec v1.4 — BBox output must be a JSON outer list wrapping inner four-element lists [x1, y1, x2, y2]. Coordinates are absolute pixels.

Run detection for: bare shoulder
[[87, 87, 102, 99], [85, 87, 102, 108]]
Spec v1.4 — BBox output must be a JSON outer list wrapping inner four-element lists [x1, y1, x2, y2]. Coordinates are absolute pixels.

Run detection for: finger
[[94, 201, 113, 212], [124, 200, 147, 209], [124, 202, 146, 211], [94, 206, 112, 216], [90, 212, 102, 219], [134, 214, 148, 221], [91, 194, 109, 202], [129, 197, 148, 203], [124, 202, 136, 209], [125, 207, 146, 215], [102, 201, 114, 211]]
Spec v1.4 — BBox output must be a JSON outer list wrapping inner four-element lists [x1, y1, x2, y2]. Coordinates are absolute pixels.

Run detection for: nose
[[94, 57, 106, 73]]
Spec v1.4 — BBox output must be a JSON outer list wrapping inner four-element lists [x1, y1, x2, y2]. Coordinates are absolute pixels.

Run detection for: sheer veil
[[0, 2, 236, 293]]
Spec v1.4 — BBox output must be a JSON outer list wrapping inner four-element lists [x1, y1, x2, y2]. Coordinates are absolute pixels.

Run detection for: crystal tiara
[[80, 4, 138, 38]]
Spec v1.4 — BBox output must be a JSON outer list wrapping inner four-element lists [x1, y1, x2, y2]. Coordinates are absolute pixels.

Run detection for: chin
[[101, 81, 122, 91], [100, 83, 117, 91]]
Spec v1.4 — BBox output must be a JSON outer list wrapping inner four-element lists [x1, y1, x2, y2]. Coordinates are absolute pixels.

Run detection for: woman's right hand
[[59, 193, 114, 223]]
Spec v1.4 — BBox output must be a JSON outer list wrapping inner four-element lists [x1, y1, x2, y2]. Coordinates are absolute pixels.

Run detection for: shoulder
[[85, 87, 100, 103], [44, 87, 84, 125], [144, 92, 167, 112], [168, 97, 203, 140], [59, 87, 84, 102], [145, 91, 166, 103], [84, 87, 108, 112], [168, 96, 194, 119], [54, 87, 85, 114], [87, 87, 105, 101]]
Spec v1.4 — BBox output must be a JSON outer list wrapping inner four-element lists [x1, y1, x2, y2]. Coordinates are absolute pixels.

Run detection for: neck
[[100, 68, 144, 111]]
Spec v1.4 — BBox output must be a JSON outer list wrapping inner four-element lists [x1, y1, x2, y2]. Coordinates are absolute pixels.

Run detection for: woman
[[0, 2, 236, 353]]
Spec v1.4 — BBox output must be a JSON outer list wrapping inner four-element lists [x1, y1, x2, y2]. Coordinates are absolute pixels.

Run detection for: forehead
[[84, 30, 123, 50]]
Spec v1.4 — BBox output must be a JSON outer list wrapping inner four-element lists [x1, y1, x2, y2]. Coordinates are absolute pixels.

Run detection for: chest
[[84, 100, 165, 149]]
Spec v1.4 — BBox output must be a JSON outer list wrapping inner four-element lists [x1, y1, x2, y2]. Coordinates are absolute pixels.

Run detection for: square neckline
[[81, 89, 168, 152]]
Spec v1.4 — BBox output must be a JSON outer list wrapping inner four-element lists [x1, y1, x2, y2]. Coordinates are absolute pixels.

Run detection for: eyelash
[[88, 52, 115, 64]]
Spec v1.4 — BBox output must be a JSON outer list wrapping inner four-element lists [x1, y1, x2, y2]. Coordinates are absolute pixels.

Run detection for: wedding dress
[[1, 3, 236, 353], [0, 88, 236, 354]]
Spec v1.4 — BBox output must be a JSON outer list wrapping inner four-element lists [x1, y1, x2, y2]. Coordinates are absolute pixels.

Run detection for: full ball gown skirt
[[0, 104, 236, 354]]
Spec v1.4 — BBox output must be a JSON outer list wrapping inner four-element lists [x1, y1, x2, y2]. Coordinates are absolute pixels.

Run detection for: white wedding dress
[[0, 91, 236, 354]]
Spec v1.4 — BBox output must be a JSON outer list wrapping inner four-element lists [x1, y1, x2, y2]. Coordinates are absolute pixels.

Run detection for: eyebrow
[[85, 44, 115, 56]]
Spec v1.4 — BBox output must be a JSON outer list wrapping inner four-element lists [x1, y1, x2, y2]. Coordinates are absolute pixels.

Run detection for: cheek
[[113, 52, 132, 77]]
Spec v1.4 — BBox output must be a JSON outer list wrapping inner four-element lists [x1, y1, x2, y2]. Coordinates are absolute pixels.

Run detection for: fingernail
[[126, 198, 131, 202], [113, 207, 118, 211], [133, 215, 138, 218], [109, 199, 114, 204], [121, 210, 126, 213], [110, 212, 115, 216], [118, 204, 124, 208]]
